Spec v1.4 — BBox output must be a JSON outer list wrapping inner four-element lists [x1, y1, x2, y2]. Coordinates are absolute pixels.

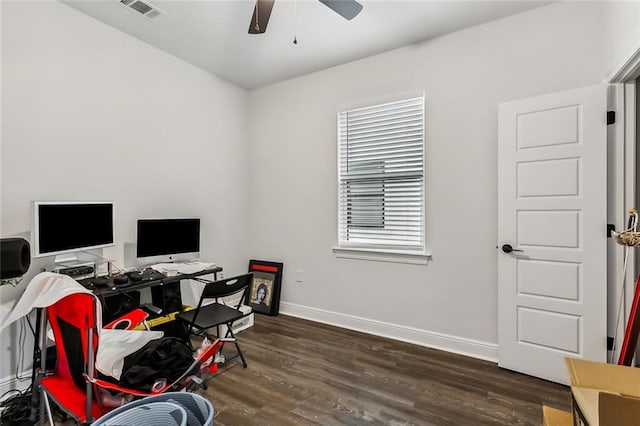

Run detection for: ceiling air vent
[[117, 0, 165, 20]]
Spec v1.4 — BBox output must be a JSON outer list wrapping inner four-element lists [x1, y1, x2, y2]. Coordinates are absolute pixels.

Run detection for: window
[[337, 96, 425, 251]]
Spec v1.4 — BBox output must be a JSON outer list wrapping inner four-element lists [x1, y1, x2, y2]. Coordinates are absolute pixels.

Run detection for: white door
[[498, 85, 607, 384]]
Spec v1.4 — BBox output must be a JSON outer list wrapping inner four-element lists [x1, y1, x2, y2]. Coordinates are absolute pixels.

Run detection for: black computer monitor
[[136, 218, 200, 262]]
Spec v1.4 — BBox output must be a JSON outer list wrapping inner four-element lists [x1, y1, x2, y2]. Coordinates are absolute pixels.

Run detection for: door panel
[[517, 307, 580, 353], [518, 259, 580, 300], [498, 85, 607, 384], [517, 158, 580, 197], [517, 105, 580, 149], [517, 210, 580, 247]]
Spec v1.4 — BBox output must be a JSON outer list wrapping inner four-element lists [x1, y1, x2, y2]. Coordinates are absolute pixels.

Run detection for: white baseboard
[[0, 372, 31, 403], [279, 302, 498, 363]]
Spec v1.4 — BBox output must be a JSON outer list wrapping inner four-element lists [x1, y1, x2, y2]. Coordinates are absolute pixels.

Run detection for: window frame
[[335, 95, 429, 263]]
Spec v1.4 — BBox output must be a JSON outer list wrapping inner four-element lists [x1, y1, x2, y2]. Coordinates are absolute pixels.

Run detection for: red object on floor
[[40, 292, 225, 423], [618, 275, 640, 365]]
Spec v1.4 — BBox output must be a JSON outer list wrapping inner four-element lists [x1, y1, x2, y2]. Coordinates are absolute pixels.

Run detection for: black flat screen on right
[[136, 218, 200, 258]]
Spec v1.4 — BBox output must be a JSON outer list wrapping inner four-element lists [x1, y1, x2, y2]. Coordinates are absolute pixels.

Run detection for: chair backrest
[[199, 273, 253, 306], [46, 292, 99, 390]]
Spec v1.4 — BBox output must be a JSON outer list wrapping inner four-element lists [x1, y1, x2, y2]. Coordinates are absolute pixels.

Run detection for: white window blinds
[[338, 96, 425, 250]]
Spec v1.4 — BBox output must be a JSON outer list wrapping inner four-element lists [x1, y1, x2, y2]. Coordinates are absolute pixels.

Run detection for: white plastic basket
[[92, 392, 214, 426]]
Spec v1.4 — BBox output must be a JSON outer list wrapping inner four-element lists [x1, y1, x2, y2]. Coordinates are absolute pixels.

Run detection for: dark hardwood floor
[[199, 315, 571, 425]]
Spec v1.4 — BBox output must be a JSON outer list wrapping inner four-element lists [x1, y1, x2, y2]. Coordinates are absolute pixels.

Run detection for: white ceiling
[[61, 0, 553, 90]]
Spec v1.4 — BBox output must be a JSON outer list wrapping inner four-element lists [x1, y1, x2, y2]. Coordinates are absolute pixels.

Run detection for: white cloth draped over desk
[[0, 272, 163, 380]]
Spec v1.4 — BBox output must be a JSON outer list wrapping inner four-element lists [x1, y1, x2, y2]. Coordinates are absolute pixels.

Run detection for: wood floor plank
[[198, 314, 572, 425]]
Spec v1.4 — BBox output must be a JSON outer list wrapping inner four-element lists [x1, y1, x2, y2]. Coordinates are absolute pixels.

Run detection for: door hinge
[[607, 336, 614, 350], [607, 111, 616, 125], [607, 224, 616, 238]]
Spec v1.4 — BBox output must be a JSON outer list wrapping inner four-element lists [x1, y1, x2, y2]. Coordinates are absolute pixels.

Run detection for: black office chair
[[176, 273, 253, 368]]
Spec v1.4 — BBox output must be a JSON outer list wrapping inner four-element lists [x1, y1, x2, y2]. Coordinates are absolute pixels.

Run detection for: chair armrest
[[85, 375, 154, 397]]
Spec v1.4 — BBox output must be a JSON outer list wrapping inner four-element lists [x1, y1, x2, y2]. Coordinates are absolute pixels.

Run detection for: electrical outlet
[[296, 269, 304, 283]]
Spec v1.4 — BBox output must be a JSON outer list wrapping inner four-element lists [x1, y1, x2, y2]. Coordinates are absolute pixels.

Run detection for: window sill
[[332, 247, 432, 265]]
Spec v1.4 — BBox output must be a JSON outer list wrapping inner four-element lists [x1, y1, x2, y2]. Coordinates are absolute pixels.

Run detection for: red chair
[[38, 292, 221, 425]]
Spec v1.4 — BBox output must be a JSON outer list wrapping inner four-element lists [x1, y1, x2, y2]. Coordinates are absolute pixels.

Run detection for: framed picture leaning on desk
[[247, 260, 283, 316]]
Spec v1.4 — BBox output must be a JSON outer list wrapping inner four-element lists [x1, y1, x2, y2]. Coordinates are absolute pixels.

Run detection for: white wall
[[248, 1, 606, 359], [0, 1, 250, 383]]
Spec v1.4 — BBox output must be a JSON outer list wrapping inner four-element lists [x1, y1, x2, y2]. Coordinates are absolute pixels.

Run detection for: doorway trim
[[607, 42, 640, 362], [608, 40, 640, 83]]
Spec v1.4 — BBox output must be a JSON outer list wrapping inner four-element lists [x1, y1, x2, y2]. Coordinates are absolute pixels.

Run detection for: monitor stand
[[53, 254, 95, 272], [54, 254, 82, 266]]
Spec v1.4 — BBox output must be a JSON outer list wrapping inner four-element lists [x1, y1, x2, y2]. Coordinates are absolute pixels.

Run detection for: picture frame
[[247, 260, 283, 316]]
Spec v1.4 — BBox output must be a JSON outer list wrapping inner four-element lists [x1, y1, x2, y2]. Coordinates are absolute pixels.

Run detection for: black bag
[[119, 337, 194, 391]]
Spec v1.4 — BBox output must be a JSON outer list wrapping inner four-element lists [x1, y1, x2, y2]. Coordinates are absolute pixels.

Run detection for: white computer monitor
[[32, 201, 115, 260]]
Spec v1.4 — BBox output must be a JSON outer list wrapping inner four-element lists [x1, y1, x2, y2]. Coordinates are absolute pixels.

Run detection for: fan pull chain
[[293, 0, 298, 44]]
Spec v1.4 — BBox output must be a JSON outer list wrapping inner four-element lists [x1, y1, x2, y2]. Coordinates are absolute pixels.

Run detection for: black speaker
[[151, 282, 182, 314], [0, 238, 31, 279]]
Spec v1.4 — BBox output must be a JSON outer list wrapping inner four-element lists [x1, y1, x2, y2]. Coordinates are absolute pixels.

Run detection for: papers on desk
[[150, 261, 216, 276]]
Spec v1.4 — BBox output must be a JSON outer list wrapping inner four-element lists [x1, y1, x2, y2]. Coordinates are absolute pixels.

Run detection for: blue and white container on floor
[[92, 392, 214, 426], [91, 401, 186, 426]]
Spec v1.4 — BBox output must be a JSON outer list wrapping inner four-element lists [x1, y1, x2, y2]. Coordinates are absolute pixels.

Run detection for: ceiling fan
[[248, 0, 363, 34]]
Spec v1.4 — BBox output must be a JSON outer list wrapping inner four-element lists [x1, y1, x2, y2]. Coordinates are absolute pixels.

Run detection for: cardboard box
[[542, 406, 572, 426], [565, 358, 640, 425]]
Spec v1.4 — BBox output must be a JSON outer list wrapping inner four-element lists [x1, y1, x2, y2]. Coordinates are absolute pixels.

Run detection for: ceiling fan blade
[[248, 0, 276, 34], [318, 0, 363, 21]]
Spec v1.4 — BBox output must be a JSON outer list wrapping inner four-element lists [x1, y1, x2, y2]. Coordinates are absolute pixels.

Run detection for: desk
[[80, 266, 223, 296], [79, 266, 223, 326]]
